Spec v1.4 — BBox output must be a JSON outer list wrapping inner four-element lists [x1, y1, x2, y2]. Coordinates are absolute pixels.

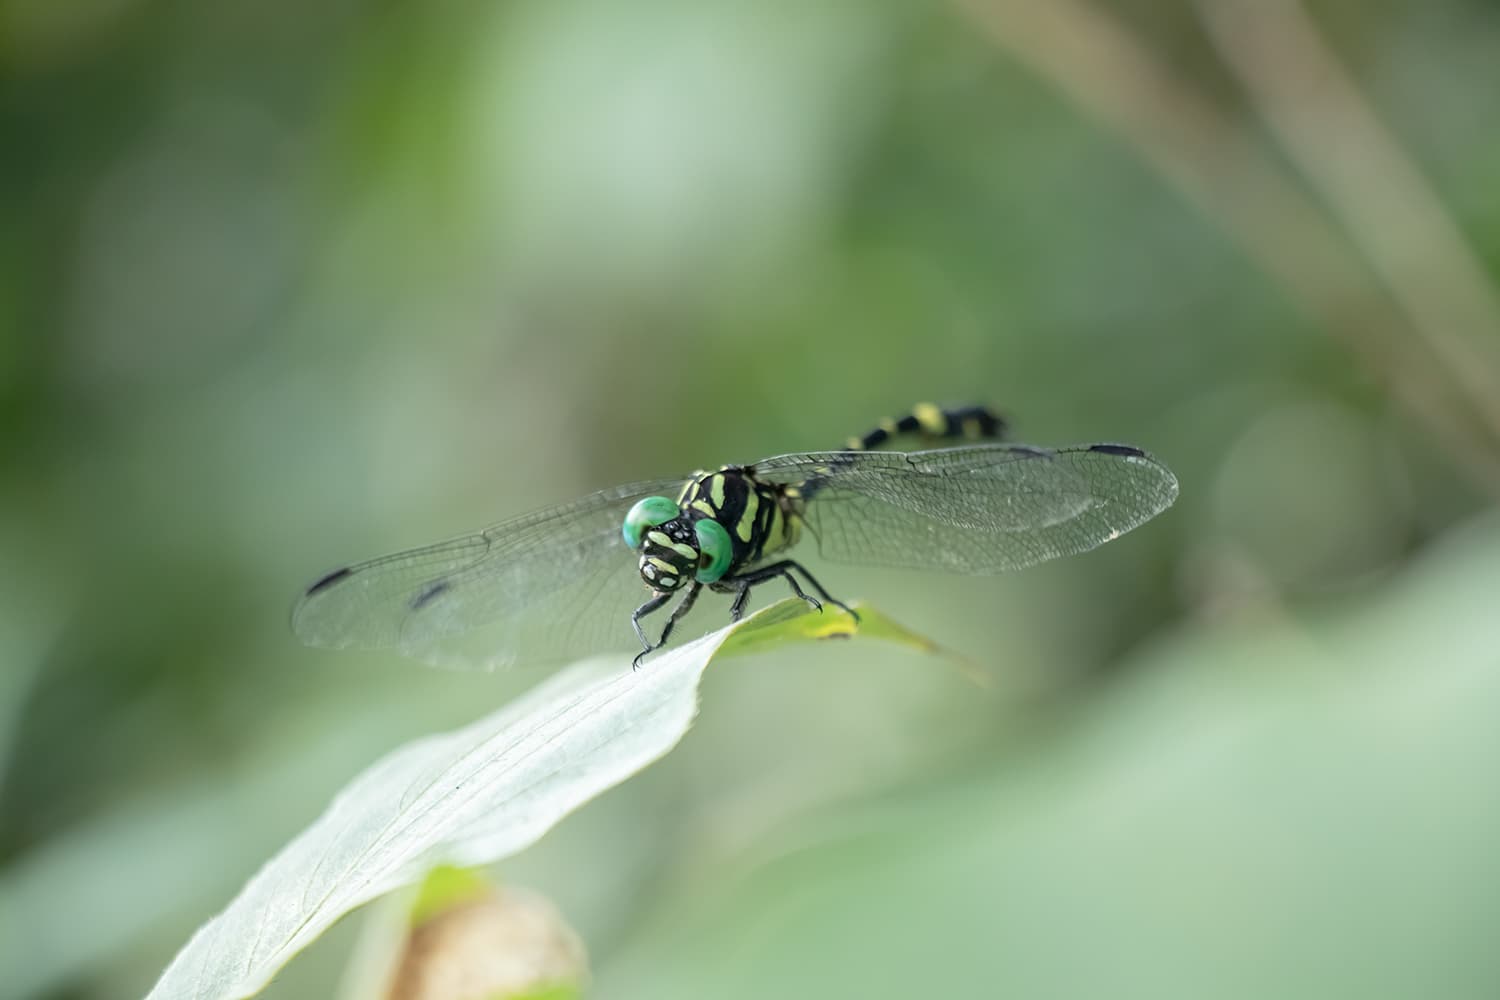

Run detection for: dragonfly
[[292, 403, 1178, 668]]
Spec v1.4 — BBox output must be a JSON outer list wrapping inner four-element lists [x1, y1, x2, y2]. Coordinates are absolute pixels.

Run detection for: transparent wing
[[749, 443, 1178, 572], [291, 478, 688, 668]]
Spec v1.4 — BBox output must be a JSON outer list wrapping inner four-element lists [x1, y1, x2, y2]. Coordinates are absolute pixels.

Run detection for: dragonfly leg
[[778, 560, 860, 622], [725, 580, 757, 621], [722, 560, 861, 624], [632, 583, 702, 669], [779, 560, 859, 622], [631, 591, 670, 668]]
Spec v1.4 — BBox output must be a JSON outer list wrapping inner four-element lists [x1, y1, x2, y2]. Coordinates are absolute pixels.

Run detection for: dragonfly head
[[623, 496, 733, 591]]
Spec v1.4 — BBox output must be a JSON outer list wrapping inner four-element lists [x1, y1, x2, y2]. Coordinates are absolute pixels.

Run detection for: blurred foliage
[[2, 0, 1499, 997]]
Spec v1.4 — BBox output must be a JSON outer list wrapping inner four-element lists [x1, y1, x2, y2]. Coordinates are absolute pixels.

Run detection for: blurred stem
[[1196, 0, 1500, 469], [952, 0, 1500, 496]]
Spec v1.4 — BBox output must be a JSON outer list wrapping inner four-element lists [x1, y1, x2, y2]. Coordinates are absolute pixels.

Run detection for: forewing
[[750, 443, 1177, 573], [291, 478, 687, 668]]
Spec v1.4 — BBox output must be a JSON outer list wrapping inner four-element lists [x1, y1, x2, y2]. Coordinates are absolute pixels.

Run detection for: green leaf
[[717, 601, 989, 685], [147, 599, 935, 1000], [407, 865, 494, 928], [500, 984, 583, 1000]]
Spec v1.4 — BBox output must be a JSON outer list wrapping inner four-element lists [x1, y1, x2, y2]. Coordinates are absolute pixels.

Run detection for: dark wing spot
[[1087, 443, 1147, 458], [410, 580, 453, 611], [305, 567, 353, 596]]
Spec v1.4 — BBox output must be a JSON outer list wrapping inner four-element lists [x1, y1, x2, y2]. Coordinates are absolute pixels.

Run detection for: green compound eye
[[694, 519, 732, 583], [622, 496, 680, 549]]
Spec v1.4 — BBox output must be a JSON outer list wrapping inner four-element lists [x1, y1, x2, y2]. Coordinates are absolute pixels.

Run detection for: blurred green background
[[5, 0, 1500, 997]]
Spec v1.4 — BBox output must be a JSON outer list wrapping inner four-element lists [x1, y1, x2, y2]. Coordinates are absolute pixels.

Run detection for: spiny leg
[[632, 582, 702, 669], [652, 582, 702, 658], [774, 559, 860, 621], [631, 591, 671, 659], [723, 561, 816, 620], [722, 559, 860, 624], [725, 578, 764, 621]]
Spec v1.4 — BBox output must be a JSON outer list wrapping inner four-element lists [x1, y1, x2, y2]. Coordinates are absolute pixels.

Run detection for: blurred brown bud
[[384, 881, 588, 1000]]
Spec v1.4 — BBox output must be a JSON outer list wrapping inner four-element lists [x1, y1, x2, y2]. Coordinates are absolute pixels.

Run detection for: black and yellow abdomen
[[842, 402, 1004, 452]]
